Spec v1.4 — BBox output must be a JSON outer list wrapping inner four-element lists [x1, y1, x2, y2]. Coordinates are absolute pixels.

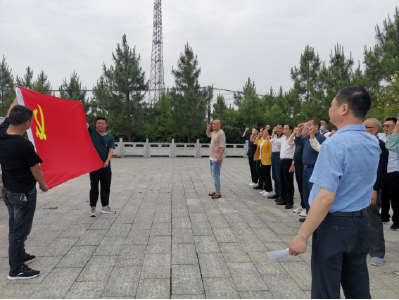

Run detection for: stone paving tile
[[77, 255, 117, 282], [227, 263, 269, 292], [280, 261, 312, 291], [57, 245, 96, 268], [75, 229, 107, 246], [194, 236, 220, 253], [198, 253, 230, 278], [247, 251, 288, 276], [94, 236, 125, 256], [171, 294, 205, 299], [203, 277, 240, 298], [66, 282, 105, 299], [147, 236, 172, 253], [150, 222, 172, 236], [89, 216, 117, 230], [44, 237, 79, 256], [172, 228, 195, 244], [102, 266, 141, 298], [172, 264, 204, 295], [239, 291, 275, 299], [136, 279, 170, 299], [106, 223, 132, 237], [141, 253, 171, 279], [213, 228, 237, 243], [219, 243, 251, 263], [263, 274, 308, 299], [61, 223, 92, 238], [172, 243, 198, 265], [33, 267, 82, 298], [191, 221, 214, 236]]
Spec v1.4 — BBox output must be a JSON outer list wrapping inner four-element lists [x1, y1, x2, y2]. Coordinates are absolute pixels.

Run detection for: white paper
[[266, 248, 289, 261]]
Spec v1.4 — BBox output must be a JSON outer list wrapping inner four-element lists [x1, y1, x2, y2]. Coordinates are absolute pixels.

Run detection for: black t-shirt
[[0, 118, 43, 193]]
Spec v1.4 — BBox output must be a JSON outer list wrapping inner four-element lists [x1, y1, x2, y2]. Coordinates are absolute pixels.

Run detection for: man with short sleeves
[[206, 120, 226, 199], [87, 117, 116, 216], [289, 86, 380, 298], [0, 98, 49, 280]]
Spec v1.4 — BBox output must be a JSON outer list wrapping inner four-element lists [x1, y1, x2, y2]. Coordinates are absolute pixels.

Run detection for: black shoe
[[267, 194, 280, 199], [299, 217, 306, 223], [253, 186, 263, 190], [390, 224, 399, 231], [274, 197, 284, 202], [8, 265, 40, 280], [23, 252, 36, 265], [285, 204, 293, 209], [276, 201, 287, 205]]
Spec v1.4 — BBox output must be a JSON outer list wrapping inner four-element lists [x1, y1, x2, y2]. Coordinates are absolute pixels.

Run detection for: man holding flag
[[87, 117, 116, 217], [0, 97, 48, 280]]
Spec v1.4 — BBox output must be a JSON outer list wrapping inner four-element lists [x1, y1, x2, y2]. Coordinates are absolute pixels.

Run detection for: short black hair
[[276, 123, 285, 128], [9, 105, 33, 126], [267, 128, 273, 135], [284, 124, 293, 132], [385, 117, 397, 124], [335, 86, 371, 119], [96, 116, 107, 123], [320, 119, 329, 125], [308, 118, 321, 130]]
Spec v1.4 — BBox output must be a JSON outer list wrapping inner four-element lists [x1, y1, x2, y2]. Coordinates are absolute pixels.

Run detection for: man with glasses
[[378, 118, 399, 231]]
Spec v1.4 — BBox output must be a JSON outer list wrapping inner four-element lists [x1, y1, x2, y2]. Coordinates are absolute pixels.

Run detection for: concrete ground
[[0, 158, 398, 299]]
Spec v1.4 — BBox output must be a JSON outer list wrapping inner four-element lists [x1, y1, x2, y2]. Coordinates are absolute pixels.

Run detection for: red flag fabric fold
[[16, 87, 104, 189]]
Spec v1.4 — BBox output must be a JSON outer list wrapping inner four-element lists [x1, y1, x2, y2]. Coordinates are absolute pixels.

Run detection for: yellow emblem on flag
[[33, 104, 46, 140]]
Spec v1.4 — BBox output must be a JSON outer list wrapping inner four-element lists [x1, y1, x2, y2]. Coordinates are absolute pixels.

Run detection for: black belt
[[328, 208, 368, 217], [272, 152, 280, 155], [304, 164, 314, 168]]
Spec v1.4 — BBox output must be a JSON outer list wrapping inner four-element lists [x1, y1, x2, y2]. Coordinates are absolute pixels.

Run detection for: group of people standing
[[239, 86, 399, 298]]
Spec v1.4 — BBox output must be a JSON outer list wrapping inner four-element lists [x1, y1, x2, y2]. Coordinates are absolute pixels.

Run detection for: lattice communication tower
[[149, 0, 165, 106]]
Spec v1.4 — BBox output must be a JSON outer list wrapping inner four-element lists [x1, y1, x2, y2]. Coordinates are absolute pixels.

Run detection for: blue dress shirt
[[308, 124, 381, 213], [294, 132, 326, 165]]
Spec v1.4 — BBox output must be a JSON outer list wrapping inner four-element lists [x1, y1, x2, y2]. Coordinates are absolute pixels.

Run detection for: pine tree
[[170, 43, 207, 143], [364, 7, 399, 91], [291, 45, 325, 119], [32, 71, 53, 95], [102, 34, 148, 142], [16, 66, 34, 89], [212, 94, 228, 120], [59, 71, 88, 112], [0, 56, 14, 116]]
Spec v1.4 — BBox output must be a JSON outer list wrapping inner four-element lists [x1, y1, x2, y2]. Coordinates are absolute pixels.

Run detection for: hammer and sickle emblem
[[33, 105, 46, 140]]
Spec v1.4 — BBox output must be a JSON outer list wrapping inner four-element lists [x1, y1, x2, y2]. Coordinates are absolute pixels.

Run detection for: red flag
[[16, 87, 104, 189]]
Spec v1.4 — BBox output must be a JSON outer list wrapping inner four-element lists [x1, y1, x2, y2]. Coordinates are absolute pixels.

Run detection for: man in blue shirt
[[294, 119, 326, 221], [289, 86, 380, 299]]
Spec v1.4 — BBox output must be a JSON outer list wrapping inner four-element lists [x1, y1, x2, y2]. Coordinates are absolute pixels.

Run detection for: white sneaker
[[293, 207, 302, 214], [101, 206, 116, 214], [260, 190, 266, 194], [249, 182, 257, 186], [267, 192, 275, 197], [90, 207, 96, 217], [299, 209, 307, 217], [263, 192, 271, 197], [383, 220, 393, 225]]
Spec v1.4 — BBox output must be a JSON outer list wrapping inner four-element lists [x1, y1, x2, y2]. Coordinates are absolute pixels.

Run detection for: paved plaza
[[0, 158, 398, 299]]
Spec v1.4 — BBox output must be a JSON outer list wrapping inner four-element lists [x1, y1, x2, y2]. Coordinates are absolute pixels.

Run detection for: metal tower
[[149, 0, 164, 106]]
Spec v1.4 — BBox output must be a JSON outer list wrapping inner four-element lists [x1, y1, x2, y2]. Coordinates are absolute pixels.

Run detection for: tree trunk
[[126, 93, 132, 142]]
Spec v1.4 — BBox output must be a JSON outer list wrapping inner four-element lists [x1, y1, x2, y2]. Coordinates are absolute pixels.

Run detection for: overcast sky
[[0, 0, 397, 104]]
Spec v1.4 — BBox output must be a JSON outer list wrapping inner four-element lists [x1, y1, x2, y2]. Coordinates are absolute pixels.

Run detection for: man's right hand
[[40, 184, 49, 192], [245, 127, 249, 132], [370, 190, 377, 206], [207, 124, 211, 130]]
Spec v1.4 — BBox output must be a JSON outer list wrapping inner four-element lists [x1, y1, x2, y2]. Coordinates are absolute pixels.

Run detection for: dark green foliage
[[0, 56, 14, 116], [59, 71, 88, 112]]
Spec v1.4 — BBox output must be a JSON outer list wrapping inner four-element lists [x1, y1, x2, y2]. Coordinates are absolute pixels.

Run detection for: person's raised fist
[[207, 124, 211, 130], [245, 127, 249, 131]]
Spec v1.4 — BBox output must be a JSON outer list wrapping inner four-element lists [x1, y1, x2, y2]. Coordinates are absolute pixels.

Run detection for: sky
[[0, 0, 397, 105]]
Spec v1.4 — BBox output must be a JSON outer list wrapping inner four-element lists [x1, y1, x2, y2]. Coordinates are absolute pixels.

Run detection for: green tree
[[291, 45, 325, 119], [16, 66, 34, 89], [170, 43, 207, 143], [102, 34, 148, 142], [0, 56, 14, 116], [235, 78, 264, 127], [212, 94, 228, 120], [364, 7, 399, 91], [32, 71, 53, 95], [59, 71, 88, 112]]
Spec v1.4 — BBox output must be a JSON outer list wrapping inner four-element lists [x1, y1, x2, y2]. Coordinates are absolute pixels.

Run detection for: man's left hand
[[216, 158, 221, 164], [289, 234, 307, 256], [104, 161, 109, 168], [370, 190, 377, 206], [289, 165, 295, 173]]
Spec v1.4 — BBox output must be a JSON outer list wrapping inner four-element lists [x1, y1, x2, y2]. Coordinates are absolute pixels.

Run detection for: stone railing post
[[196, 139, 200, 158], [118, 137, 124, 157], [171, 139, 175, 158], [145, 139, 150, 158]]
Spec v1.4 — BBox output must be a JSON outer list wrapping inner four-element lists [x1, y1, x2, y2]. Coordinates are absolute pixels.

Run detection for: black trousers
[[280, 159, 294, 205], [368, 190, 385, 258], [248, 156, 258, 184], [255, 160, 264, 187], [385, 171, 399, 226], [261, 164, 273, 192], [90, 167, 112, 207], [294, 161, 304, 208], [380, 183, 391, 222], [311, 213, 371, 299]]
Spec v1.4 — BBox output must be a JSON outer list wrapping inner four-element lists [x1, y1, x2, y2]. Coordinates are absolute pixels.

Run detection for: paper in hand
[[266, 248, 289, 261]]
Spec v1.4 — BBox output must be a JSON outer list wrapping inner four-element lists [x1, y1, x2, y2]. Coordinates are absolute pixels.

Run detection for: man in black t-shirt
[[87, 117, 116, 217], [0, 97, 49, 280]]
